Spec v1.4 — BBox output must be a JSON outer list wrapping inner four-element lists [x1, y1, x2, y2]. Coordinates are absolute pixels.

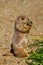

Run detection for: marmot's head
[[15, 15, 32, 33]]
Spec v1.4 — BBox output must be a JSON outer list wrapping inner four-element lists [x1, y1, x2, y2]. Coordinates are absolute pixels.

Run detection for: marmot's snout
[[26, 21, 32, 26]]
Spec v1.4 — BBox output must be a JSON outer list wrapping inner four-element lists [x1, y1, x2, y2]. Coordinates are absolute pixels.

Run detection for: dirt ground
[[0, 0, 43, 65]]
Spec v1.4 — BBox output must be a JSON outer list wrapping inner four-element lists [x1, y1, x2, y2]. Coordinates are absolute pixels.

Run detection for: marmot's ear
[[17, 15, 26, 20]]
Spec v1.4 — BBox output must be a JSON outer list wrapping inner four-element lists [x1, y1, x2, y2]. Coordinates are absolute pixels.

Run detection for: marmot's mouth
[[15, 25, 32, 33]]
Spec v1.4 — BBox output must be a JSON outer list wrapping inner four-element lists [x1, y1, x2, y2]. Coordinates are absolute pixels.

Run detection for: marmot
[[11, 15, 32, 57]]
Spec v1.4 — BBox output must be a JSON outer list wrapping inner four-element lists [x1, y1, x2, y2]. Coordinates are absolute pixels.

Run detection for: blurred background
[[0, 0, 43, 65]]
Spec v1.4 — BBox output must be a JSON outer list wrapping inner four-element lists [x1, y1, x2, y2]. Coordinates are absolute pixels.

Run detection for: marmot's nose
[[27, 21, 32, 26]]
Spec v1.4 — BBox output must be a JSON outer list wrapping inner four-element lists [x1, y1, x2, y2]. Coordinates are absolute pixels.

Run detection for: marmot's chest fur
[[13, 31, 28, 47]]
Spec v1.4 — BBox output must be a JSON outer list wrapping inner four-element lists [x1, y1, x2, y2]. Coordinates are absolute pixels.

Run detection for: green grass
[[25, 40, 43, 65], [29, 40, 43, 47]]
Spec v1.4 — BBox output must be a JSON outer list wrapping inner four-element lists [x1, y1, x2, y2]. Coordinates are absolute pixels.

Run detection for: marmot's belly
[[12, 37, 28, 57]]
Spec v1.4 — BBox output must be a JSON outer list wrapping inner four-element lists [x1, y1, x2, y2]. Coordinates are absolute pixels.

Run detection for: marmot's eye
[[21, 17, 24, 20]]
